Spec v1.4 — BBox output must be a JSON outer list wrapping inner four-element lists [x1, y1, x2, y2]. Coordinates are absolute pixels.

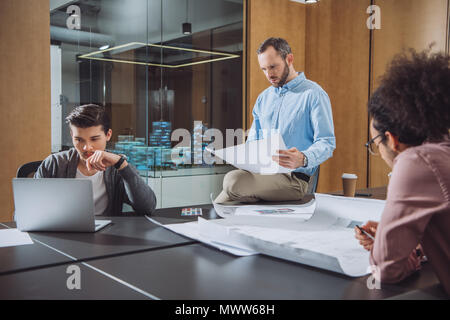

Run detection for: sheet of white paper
[[234, 203, 315, 218], [147, 194, 386, 277], [227, 224, 371, 277], [145, 216, 257, 256], [195, 217, 370, 276], [207, 133, 294, 174], [211, 193, 385, 276], [212, 200, 240, 218], [217, 194, 385, 276], [311, 193, 386, 226], [212, 197, 315, 217], [197, 217, 257, 254], [0, 229, 34, 248], [212, 197, 316, 229]]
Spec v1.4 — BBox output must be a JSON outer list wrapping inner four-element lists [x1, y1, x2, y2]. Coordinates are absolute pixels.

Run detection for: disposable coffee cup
[[342, 173, 358, 197]]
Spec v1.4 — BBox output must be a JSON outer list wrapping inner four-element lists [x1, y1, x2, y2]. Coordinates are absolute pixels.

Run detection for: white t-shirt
[[75, 169, 108, 216]]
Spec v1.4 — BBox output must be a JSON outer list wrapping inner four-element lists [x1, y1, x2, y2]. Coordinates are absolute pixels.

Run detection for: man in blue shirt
[[215, 37, 336, 203]]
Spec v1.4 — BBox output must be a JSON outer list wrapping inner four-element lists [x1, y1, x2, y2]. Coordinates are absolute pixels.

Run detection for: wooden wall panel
[[369, 0, 449, 187], [305, 0, 371, 193], [0, 0, 51, 222], [246, 0, 306, 130], [448, 0, 450, 53]]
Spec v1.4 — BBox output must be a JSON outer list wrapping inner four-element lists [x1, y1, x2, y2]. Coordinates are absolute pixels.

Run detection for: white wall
[[148, 173, 225, 208], [50, 45, 62, 152]]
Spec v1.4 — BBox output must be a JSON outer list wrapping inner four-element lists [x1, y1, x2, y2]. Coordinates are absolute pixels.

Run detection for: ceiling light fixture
[[182, 0, 192, 35], [78, 42, 241, 68], [182, 22, 192, 35]]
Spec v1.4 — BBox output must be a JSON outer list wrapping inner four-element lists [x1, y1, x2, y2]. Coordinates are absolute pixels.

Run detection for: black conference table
[[0, 189, 447, 300], [0, 216, 195, 275]]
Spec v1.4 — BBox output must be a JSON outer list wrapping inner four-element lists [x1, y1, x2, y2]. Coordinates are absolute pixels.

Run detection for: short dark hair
[[368, 48, 450, 146], [257, 37, 292, 59], [65, 104, 111, 135]]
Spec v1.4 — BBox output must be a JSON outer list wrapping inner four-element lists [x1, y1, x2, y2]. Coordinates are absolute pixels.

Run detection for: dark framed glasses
[[365, 133, 385, 155]]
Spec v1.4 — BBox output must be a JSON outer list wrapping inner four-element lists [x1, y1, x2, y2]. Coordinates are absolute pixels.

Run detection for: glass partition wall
[[50, 0, 243, 207]]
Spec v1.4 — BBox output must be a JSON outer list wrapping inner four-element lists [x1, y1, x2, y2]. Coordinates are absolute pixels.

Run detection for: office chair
[[16, 161, 42, 178], [306, 166, 320, 194]]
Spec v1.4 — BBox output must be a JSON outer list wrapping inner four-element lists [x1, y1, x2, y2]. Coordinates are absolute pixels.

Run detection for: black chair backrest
[[307, 166, 320, 194], [16, 161, 43, 178]]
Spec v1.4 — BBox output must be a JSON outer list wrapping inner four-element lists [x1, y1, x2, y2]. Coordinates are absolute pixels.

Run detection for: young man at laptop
[[35, 104, 157, 216]]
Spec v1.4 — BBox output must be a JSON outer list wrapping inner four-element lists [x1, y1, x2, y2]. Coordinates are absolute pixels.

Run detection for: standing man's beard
[[272, 61, 290, 88]]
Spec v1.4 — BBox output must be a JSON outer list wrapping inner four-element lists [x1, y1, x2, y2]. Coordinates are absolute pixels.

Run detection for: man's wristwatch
[[302, 154, 308, 167], [114, 155, 127, 170]]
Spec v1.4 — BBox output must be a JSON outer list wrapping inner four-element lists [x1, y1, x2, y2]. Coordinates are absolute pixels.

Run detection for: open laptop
[[12, 178, 111, 232]]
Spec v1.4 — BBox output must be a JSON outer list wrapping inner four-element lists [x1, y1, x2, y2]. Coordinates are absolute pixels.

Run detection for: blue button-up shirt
[[247, 72, 336, 176]]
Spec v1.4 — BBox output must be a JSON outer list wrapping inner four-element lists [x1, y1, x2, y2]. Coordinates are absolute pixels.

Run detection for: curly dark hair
[[368, 48, 450, 146], [65, 104, 111, 135]]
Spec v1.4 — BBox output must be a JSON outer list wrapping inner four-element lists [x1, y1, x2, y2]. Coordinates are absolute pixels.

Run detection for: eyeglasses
[[365, 133, 385, 155]]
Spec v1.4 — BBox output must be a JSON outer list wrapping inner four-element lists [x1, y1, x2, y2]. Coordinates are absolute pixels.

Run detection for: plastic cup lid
[[342, 173, 358, 179]]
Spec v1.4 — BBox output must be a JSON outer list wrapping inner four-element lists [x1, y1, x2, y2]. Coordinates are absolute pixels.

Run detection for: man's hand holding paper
[[272, 147, 306, 169], [209, 133, 295, 175]]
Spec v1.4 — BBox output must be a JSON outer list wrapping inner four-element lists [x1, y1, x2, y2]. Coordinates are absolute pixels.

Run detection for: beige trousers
[[215, 169, 309, 203]]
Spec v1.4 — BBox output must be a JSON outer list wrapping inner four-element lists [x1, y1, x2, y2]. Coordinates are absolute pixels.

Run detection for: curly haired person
[[355, 48, 450, 295]]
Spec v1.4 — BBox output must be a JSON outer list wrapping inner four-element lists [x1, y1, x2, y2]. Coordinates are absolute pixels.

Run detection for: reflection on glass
[[50, 0, 243, 178], [78, 42, 240, 68]]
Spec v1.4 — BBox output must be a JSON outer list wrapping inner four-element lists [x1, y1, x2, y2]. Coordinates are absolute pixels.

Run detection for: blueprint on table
[[147, 194, 386, 277]]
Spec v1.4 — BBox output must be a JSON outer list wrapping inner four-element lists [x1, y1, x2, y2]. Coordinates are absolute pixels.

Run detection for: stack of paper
[[147, 194, 386, 277]]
